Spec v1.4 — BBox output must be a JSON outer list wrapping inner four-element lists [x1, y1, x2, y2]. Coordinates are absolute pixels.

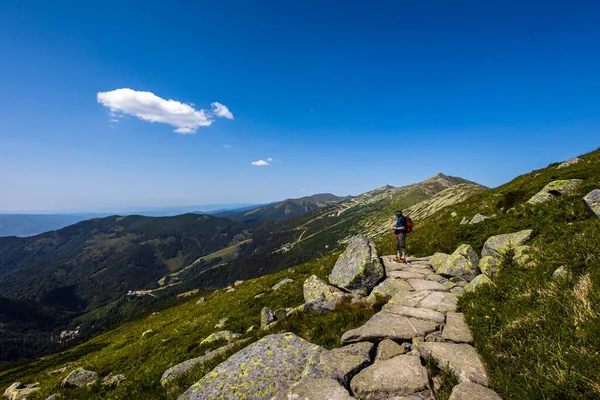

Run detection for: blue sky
[[1, 1, 599, 212]]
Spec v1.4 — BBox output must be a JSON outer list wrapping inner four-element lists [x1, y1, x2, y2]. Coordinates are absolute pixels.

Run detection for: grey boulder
[[481, 230, 534, 259], [527, 179, 583, 204], [329, 237, 385, 296], [436, 244, 480, 281], [416, 342, 489, 386], [305, 342, 374, 385], [583, 189, 600, 218], [276, 378, 354, 400], [61, 368, 98, 388]]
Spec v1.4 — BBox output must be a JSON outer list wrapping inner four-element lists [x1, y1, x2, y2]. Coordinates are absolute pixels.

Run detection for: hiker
[[392, 209, 408, 263]]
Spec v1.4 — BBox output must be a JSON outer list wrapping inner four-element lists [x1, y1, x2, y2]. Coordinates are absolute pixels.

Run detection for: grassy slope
[[0, 253, 377, 400], [404, 148, 600, 399]]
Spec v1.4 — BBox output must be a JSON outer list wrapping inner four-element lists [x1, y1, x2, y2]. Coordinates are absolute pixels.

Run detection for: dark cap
[[395, 210, 403, 216]]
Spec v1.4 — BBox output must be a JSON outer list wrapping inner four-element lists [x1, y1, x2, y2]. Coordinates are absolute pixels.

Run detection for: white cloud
[[223, 144, 232, 149], [96, 88, 234, 134], [267, 157, 273, 162], [251, 159, 270, 166], [109, 118, 119, 123], [211, 102, 234, 120]]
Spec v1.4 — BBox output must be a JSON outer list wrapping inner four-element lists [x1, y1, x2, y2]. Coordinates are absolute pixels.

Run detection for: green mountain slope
[[215, 193, 350, 222]]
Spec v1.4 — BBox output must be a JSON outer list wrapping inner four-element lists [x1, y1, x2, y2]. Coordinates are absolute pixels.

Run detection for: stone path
[[336, 255, 501, 399]]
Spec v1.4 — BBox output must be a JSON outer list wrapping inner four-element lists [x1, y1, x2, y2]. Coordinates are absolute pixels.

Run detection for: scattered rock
[[481, 230, 534, 259], [233, 280, 244, 286], [246, 325, 255, 333], [102, 374, 126, 387], [141, 330, 155, 339], [48, 367, 67, 375], [479, 256, 500, 277], [329, 237, 385, 296], [305, 342, 374, 385], [61, 368, 98, 388], [464, 274, 493, 292], [527, 179, 583, 204], [375, 339, 411, 361], [460, 217, 469, 225], [303, 275, 355, 307], [200, 331, 240, 345], [442, 313, 474, 344], [449, 381, 502, 399], [46, 395, 62, 400], [451, 211, 458, 217], [469, 214, 489, 224], [255, 293, 265, 299], [161, 339, 251, 387], [341, 311, 438, 344], [272, 278, 294, 291], [277, 378, 354, 400], [178, 289, 199, 298], [260, 307, 275, 329], [3, 382, 40, 400], [583, 189, 600, 218], [225, 287, 235, 293], [299, 297, 336, 315], [214, 317, 228, 329], [178, 333, 322, 400], [552, 266, 568, 278], [274, 308, 292, 320], [196, 297, 205, 304], [416, 342, 489, 386], [350, 355, 430, 399], [557, 157, 581, 169], [429, 252, 449, 272], [436, 244, 480, 281]]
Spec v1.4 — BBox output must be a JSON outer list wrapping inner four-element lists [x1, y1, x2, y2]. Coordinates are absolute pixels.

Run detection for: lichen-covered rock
[[274, 308, 292, 320], [305, 342, 374, 385], [478, 256, 500, 277], [200, 330, 240, 345], [481, 230, 534, 259], [161, 340, 251, 387], [583, 189, 600, 218], [527, 179, 583, 204], [464, 274, 492, 292], [260, 307, 275, 329], [178, 333, 322, 400], [371, 278, 412, 300], [469, 214, 489, 224], [303, 275, 355, 306], [449, 382, 502, 399], [436, 244, 480, 281], [3, 382, 40, 400], [215, 317, 228, 329], [442, 313, 474, 344], [61, 368, 98, 388], [272, 278, 294, 291], [102, 374, 126, 387], [552, 266, 568, 278], [513, 245, 532, 265], [416, 342, 489, 386], [375, 339, 410, 361], [557, 157, 581, 169], [298, 297, 336, 315], [350, 355, 430, 399], [329, 237, 385, 296], [429, 252, 449, 272], [275, 378, 354, 400]]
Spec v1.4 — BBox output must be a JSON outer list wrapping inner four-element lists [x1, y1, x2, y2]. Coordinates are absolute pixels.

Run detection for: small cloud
[[251, 159, 270, 166], [223, 144, 232, 149], [267, 157, 273, 162], [109, 118, 119, 123], [300, 188, 306, 192], [96, 88, 234, 134]]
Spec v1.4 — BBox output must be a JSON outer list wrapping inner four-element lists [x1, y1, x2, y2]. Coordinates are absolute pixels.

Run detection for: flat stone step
[[390, 290, 458, 313], [341, 312, 439, 344], [442, 313, 474, 344], [448, 382, 502, 399], [416, 342, 490, 387], [388, 270, 427, 280], [350, 355, 431, 399], [407, 279, 449, 292], [381, 304, 446, 324]]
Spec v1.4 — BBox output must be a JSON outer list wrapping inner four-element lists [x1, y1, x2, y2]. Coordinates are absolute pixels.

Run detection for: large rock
[[260, 307, 275, 329], [178, 333, 322, 400], [61, 368, 98, 388], [341, 311, 438, 344], [416, 342, 489, 386], [276, 378, 354, 400], [479, 256, 500, 277], [303, 275, 355, 306], [436, 244, 480, 281], [464, 274, 493, 293], [527, 179, 583, 204], [389, 290, 457, 313], [305, 342, 374, 385], [449, 382, 502, 400], [442, 313, 474, 344], [371, 278, 412, 300], [557, 157, 581, 169], [583, 189, 600, 218], [481, 230, 534, 259], [161, 340, 250, 387], [3, 382, 39, 400], [429, 252, 449, 272], [200, 330, 240, 345], [350, 355, 430, 399], [329, 237, 385, 296], [375, 339, 410, 361]]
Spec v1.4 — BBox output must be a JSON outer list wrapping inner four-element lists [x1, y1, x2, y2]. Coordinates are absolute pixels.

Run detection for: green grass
[[0, 252, 378, 400]]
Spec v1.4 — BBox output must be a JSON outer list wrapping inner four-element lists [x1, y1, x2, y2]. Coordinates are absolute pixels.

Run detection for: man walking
[[392, 209, 408, 263]]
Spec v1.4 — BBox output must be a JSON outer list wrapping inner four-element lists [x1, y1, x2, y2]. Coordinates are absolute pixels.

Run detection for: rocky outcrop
[[272, 278, 294, 291], [3, 382, 39, 400], [305, 342, 374, 385], [469, 214, 489, 224], [260, 307, 275, 329], [481, 230, 534, 259], [350, 355, 430, 399], [275, 378, 354, 400], [102, 374, 126, 387], [479, 256, 500, 277], [527, 179, 583, 204], [464, 274, 493, 292], [449, 381, 502, 399], [303, 275, 355, 306], [61, 368, 98, 388], [583, 189, 600, 218], [329, 237, 384, 296], [436, 244, 480, 281], [200, 330, 240, 345], [429, 252, 449, 272], [178, 333, 322, 400], [557, 157, 581, 168]]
